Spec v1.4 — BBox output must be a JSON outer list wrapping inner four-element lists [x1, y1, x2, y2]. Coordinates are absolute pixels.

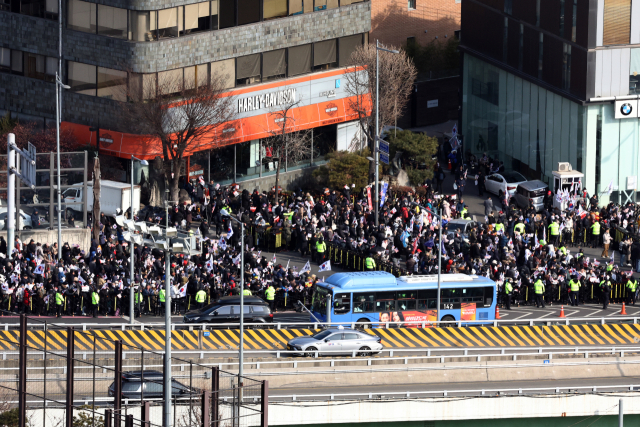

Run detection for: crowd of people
[[0, 150, 639, 319]]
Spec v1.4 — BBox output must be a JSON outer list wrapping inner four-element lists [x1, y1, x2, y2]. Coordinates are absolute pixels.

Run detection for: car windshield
[[502, 171, 526, 183], [447, 223, 467, 233], [312, 330, 333, 340], [502, 171, 527, 183]]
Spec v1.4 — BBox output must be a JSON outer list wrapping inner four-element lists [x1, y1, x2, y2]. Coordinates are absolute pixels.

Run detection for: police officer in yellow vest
[[55, 287, 64, 318], [568, 275, 580, 307], [548, 220, 560, 246], [534, 278, 545, 308], [265, 284, 276, 313], [243, 286, 252, 296], [195, 287, 207, 310], [460, 206, 468, 220], [590, 220, 601, 248], [601, 276, 611, 309], [514, 222, 525, 235], [365, 254, 376, 271], [158, 287, 166, 316], [504, 279, 513, 310], [627, 277, 637, 305], [494, 222, 505, 234], [316, 237, 326, 264], [91, 288, 100, 318]]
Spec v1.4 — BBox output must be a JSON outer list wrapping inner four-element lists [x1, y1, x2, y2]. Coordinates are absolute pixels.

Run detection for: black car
[[108, 370, 196, 399], [182, 296, 273, 326]]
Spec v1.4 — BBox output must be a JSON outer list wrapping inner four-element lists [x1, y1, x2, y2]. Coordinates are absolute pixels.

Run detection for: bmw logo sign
[[621, 103, 633, 116]]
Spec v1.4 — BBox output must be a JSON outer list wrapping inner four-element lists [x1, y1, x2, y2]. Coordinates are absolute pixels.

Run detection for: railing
[[269, 383, 640, 401], [2, 315, 638, 330]]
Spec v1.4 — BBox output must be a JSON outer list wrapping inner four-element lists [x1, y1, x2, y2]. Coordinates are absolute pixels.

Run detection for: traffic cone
[[559, 306, 565, 318], [621, 302, 628, 315], [495, 305, 501, 319]]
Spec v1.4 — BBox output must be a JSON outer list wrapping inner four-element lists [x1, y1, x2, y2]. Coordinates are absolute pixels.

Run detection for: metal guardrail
[[270, 383, 640, 401], [1, 316, 639, 330]]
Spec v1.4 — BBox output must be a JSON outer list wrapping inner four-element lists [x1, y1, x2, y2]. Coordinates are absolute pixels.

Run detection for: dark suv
[[108, 371, 196, 399], [182, 296, 273, 326]]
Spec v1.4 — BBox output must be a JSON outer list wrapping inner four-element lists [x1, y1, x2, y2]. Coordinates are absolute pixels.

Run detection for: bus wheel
[[356, 318, 371, 329], [441, 315, 456, 327]]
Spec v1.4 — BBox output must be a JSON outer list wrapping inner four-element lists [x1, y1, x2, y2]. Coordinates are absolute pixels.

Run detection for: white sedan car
[[0, 209, 33, 230], [484, 171, 527, 197]]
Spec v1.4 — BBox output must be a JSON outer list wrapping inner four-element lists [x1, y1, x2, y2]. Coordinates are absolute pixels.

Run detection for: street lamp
[[129, 156, 148, 325], [411, 202, 442, 324], [374, 40, 399, 227], [55, 73, 70, 260], [220, 209, 245, 378]]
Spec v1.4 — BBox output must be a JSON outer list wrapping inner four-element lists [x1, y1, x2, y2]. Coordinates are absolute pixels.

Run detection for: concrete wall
[[236, 165, 321, 193], [1, 228, 92, 251]]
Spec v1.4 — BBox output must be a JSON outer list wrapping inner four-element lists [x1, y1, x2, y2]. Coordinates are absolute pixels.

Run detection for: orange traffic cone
[[559, 306, 565, 318], [495, 306, 501, 319], [621, 302, 628, 315]]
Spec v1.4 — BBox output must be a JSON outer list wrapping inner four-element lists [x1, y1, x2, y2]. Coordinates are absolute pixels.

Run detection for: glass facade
[[462, 53, 585, 184]]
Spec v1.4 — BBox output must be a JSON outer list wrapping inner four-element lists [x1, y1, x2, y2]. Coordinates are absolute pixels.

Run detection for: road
[[268, 376, 640, 401]]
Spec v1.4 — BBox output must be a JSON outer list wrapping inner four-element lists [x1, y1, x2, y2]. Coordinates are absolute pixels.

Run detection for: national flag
[[271, 253, 277, 264], [300, 260, 311, 273], [78, 275, 86, 284], [452, 123, 457, 138], [226, 224, 234, 239], [34, 264, 45, 275], [218, 237, 227, 251], [609, 251, 615, 265], [535, 232, 539, 248], [178, 285, 187, 298], [232, 254, 241, 265], [286, 259, 290, 269], [604, 179, 614, 195], [318, 260, 331, 272], [14, 264, 20, 274], [205, 257, 214, 272]]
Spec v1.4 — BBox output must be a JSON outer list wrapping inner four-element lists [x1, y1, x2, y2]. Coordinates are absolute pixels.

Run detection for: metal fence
[[10, 314, 268, 427]]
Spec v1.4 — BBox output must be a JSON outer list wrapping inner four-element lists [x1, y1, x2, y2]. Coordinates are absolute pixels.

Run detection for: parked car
[[484, 171, 528, 197], [108, 370, 197, 399], [287, 328, 383, 357], [511, 180, 549, 212], [182, 296, 273, 326]]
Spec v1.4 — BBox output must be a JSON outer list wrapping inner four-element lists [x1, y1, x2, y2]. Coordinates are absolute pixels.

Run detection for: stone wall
[[0, 228, 92, 251]]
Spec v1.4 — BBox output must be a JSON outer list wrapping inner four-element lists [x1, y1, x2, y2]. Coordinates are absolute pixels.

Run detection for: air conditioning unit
[[557, 162, 572, 172]]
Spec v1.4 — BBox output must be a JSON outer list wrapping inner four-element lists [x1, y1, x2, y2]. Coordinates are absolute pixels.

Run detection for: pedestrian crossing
[[1, 323, 639, 351]]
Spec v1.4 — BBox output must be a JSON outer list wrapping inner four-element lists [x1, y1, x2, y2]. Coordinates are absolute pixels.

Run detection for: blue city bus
[[310, 271, 497, 327]]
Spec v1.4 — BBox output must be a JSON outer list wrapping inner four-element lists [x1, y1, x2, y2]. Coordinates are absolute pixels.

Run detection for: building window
[[571, 0, 577, 42], [183, 64, 209, 89], [518, 24, 524, 71], [538, 33, 543, 80], [536, 0, 540, 26], [595, 114, 602, 193], [603, 0, 631, 45], [559, 0, 565, 36], [313, 39, 337, 71], [236, 54, 261, 86], [238, 0, 260, 25], [158, 68, 184, 94], [263, 49, 286, 81], [503, 18, 508, 63], [0, 0, 10, 11], [211, 0, 219, 30], [97, 67, 127, 101], [68, 61, 96, 96], [288, 44, 312, 76], [11, 51, 23, 75], [408, 0, 415, 10], [23, 52, 46, 81], [97, 4, 127, 39], [68, 0, 96, 33], [157, 7, 179, 39], [211, 58, 235, 89], [182, 2, 212, 36], [562, 43, 571, 90], [20, 0, 57, 19], [629, 49, 640, 94], [0, 48, 10, 72], [504, 0, 512, 14], [219, 0, 235, 28], [339, 34, 363, 66], [263, 0, 288, 20]]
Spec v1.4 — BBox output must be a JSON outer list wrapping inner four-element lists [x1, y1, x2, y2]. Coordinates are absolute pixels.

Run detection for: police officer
[[534, 277, 545, 308], [627, 276, 637, 305], [243, 285, 252, 296], [590, 220, 601, 248], [504, 278, 513, 310], [195, 286, 206, 310], [265, 284, 276, 313], [514, 221, 525, 235], [548, 220, 560, 246], [601, 275, 611, 310], [158, 286, 166, 316], [365, 254, 376, 271], [55, 286, 64, 318], [316, 237, 326, 264], [568, 275, 580, 306], [91, 287, 100, 318]]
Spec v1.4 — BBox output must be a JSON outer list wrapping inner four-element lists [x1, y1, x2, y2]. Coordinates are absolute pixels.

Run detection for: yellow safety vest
[[195, 290, 206, 303]]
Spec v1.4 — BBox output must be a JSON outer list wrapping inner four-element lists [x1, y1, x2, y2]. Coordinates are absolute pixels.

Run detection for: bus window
[[334, 293, 351, 314], [441, 288, 460, 304], [312, 286, 330, 313], [461, 288, 484, 304], [397, 299, 416, 310], [353, 292, 375, 313], [417, 289, 436, 310], [375, 292, 396, 312], [484, 286, 494, 306]]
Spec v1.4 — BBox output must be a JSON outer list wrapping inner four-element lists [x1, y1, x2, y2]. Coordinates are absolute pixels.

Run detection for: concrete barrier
[[0, 228, 91, 251]]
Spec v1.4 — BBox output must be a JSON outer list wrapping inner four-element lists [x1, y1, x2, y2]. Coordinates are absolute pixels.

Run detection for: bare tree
[[262, 95, 312, 205], [344, 44, 417, 151], [121, 71, 236, 202]]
